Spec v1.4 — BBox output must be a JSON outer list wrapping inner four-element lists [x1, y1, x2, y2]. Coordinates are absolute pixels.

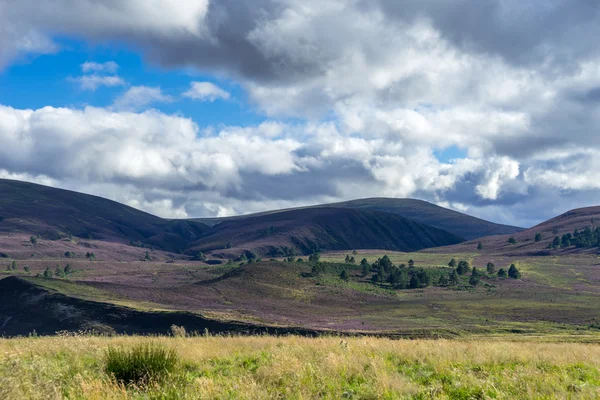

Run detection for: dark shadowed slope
[[189, 207, 465, 257], [195, 198, 523, 240], [0, 276, 319, 337], [0, 179, 210, 251]]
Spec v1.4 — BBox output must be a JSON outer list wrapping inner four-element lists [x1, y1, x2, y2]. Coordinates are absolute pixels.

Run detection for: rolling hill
[[0, 179, 465, 256], [0, 179, 210, 252], [188, 207, 466, 257], [195, 198, 523, 240]]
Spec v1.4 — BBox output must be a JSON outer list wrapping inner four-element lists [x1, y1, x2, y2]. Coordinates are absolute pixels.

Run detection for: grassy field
[[1, 335, 600, 399]]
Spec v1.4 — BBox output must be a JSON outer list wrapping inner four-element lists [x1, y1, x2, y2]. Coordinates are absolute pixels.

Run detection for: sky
[[1, 0, 600, 228]]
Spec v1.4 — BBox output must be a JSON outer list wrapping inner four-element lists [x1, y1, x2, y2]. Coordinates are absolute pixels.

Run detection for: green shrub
[[104, 344, 179, 385]]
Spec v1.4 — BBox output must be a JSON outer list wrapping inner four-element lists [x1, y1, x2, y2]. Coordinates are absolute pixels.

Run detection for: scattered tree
[[43, 267, 53, 279], [408, 259, 415, 267], [552, 236, 561, 249], [64, 264, 73, 275], [409, 274, 421, 289], [10, 260, 17, 271], [456, 260, 471, 275], [340, 270, 349, 281], [534, 233, 543, 242], [352, 250, 358, 256], [380, 255, 393, 274], [192, 252, 207, 261], [448, 258, 457, 268], [486, 262, 496, 275], [360, 259, 370, 277], [469, 268, 481, 286], [308, 253, 321, 263], [30, 236, 38, 246], [508, 264, 521, 279], [438, 274, 449, 286], [497, 268, 507, 278], [477, 242, 483, 251], [55, 265, 63, 277], [144, 251, 152, 261], [24, 265, 30, 273], [449, 269, 459, 285], [508, 237, 517, 245]]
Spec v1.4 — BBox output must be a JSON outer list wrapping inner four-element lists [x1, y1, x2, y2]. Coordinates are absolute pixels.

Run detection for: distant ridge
[[188, 207, 465, 257], [0, 179, 464, 256], [194, 197, 524, 240]]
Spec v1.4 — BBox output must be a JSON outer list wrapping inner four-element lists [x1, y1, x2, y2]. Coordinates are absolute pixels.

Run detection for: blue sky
[[0, 39, 266, 128], [1, 0, 600, 227]]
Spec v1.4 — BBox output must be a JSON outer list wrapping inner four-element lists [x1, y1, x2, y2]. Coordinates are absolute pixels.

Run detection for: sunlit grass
[[1, 335, 600, 399]]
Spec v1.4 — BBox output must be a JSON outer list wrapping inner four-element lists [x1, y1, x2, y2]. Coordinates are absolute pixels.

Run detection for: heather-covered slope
[[189, 207, 465, 257], [0, 179, 210, 251], [195, 198, 523, 240]]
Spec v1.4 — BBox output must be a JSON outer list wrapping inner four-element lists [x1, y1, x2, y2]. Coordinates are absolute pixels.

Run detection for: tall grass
[[1, 335, 600, 399], [105, 344, 178, 385]]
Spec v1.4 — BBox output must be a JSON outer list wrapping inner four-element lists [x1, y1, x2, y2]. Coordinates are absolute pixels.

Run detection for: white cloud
[[71, 75, 126, 91], [112, 86, 174, 111], [2, 1, 600, 225], [81, 61, 119, 73], [183, 82, 230, 102]]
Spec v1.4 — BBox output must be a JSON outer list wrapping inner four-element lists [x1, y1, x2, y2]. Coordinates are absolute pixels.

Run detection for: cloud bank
[[1, 0, 600, 226]]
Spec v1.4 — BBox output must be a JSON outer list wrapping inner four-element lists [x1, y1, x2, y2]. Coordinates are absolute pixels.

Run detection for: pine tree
[[340, 270, 349, 281], [469, 268, 480, 286], [477, 242, 483, 250], [448, 258, 457, 268], [486, 262, 496, 275], [497, 268, 507, 278], [361, 260, 370, 277], [449, 269, 459, 285], [508, 264, 521, 279]]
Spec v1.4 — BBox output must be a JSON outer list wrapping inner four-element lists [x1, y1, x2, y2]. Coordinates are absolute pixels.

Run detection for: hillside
[[188, 207, 466, 257], [0, 179, 210, 252], [195, 198, 523, 240], [438, 205, 600, 256], [0, 180, 466, 257]]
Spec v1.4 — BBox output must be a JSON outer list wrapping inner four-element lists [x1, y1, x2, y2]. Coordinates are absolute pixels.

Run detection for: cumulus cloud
[[183, 82, 230, 102], [2, 1, 600, 224], [112, 86, 174, 111]]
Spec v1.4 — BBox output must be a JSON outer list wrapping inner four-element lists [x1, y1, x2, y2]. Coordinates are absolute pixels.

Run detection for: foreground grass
[[1, 336, 600, 399]]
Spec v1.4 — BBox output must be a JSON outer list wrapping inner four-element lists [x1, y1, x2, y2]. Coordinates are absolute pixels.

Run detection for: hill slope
[[431, 205, 600, 256], [0, 179, 210, 251], [190, 207, 465, 257], [195, 198, 523, 240]]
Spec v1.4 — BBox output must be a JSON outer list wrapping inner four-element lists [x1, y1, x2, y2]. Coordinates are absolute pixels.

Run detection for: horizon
[[2, 1, 600, 227]]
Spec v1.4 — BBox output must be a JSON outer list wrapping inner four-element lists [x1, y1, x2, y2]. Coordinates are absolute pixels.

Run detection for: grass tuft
[[104, 343, 178, 385]]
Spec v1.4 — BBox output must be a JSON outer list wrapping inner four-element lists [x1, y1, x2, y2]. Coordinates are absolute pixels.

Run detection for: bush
[[508, 237, 517, 245], [105, 344, 178, 385]]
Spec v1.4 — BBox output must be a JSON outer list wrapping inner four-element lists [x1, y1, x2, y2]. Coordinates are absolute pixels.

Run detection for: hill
[[195, 198, 523, 240], [438, 205, 600, 256], [188, 207, 466, 257], [0, 179, 210, 252], [0, 180, 465, 257]]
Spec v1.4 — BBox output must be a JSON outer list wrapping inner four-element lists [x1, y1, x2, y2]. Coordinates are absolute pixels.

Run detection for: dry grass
[[1, 335, 600, 399]]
